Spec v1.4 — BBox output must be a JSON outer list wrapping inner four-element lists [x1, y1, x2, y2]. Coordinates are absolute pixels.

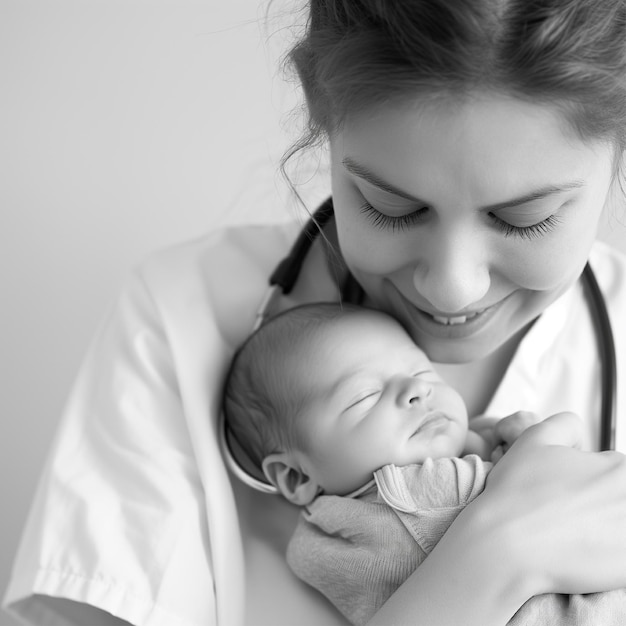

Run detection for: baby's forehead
[[304, 311, 432, 368], [276, 310, 436, 410], [329, 309, 424, 346]]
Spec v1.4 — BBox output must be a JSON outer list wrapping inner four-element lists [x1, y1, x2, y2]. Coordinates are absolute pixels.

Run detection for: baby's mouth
[[412, 411, 450, 435]]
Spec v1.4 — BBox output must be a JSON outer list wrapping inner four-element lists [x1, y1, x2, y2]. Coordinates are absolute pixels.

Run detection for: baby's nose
[[401, 377, 433, 406]]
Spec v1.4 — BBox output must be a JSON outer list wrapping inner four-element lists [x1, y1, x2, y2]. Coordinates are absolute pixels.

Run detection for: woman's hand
[[367, 415, 626, 626], [480, 419, 626, 595]]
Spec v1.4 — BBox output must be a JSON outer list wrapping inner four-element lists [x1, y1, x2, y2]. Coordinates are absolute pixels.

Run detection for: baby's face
[[290, 310, 468, 495]]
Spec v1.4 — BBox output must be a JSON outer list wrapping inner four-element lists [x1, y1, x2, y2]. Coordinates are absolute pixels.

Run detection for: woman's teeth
[[431, 311, 484, 325]]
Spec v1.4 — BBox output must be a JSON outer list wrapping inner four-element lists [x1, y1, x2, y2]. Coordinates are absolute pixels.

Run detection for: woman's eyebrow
[[342, 157, 417, 200], [483, 181, 586, 212], [342, 156, 586, 209]]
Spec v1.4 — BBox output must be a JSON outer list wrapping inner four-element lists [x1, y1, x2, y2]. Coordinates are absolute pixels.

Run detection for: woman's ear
[[262, 453, 320, 506]]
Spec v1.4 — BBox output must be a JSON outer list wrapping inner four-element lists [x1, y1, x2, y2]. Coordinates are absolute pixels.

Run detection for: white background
[[1, 2, 625, 625]]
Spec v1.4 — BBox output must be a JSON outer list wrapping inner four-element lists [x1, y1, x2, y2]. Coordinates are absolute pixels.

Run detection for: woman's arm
[[367, 422, 626, 625], [365, 486, 531, 625]]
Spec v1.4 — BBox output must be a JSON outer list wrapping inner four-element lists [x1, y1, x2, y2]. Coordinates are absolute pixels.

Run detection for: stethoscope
[[220, 197, 618, 494]]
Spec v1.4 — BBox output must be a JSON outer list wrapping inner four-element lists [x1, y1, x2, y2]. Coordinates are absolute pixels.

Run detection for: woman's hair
[[285, 0, 626, 157], [222, 302, 361, 468]]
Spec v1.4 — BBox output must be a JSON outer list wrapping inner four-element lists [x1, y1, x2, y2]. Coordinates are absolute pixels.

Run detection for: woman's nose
[[412, 228, 491, 313]]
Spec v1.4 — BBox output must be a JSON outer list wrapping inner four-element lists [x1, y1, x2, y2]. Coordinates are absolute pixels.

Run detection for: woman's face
[[330, 94, 616, 363]]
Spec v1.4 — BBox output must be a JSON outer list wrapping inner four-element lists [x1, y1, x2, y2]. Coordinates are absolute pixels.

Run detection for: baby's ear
[[262, 453, 320, 506]]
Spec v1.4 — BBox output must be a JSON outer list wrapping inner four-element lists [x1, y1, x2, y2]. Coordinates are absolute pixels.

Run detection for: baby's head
[[223, 303, 468, 505]]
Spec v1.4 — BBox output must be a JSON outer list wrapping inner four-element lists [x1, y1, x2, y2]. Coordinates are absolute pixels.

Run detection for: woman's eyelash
[[489, 213, 562, 240], [359, 202, 428, 232], [360, 200, 561, 240]]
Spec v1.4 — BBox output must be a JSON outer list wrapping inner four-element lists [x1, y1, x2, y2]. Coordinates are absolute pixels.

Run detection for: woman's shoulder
[[139, 220, 301, 282], [109, 220, 302, 347], [135, 220, 300, 299]]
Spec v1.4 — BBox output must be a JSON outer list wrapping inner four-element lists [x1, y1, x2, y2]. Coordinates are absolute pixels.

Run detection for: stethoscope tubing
[[582, 263, 617, 451]]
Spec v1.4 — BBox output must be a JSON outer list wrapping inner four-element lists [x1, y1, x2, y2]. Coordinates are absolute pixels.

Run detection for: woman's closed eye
[[361, 199, 563, 241], [360, 201, 429, 232], [489, 212, 562, 240]]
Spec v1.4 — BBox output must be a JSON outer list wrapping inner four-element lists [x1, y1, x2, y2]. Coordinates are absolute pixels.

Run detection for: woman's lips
[[384, 282, 508, 340], [431, 310, 486, 325], [412, 303, 500, 338]]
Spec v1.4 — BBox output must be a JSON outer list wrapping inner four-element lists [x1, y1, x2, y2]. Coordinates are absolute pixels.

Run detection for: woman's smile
[[396, 289, 503, 337], [382, 278, 512, 345], [430, 310, 486, 326]]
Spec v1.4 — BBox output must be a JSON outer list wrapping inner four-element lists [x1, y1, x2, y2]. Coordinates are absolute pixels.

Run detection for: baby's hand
[[506, 411, 584, 451], [464, 415, 501, 459], [490, 411, 544, 462]]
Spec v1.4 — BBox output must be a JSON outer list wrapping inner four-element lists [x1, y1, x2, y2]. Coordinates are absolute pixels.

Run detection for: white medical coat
[[4, 221, 626, 626]]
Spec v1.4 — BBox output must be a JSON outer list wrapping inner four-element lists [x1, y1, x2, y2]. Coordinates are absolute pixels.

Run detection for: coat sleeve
[[3, 265, 225, 626]]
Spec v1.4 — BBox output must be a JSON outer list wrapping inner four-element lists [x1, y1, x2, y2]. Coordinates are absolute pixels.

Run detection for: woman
[[5, 1, 626, 624]]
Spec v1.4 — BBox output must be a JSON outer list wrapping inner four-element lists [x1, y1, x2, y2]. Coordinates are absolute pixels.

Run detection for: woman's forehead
[[337, 94, 585, 162], [332, 93, 611, 207]]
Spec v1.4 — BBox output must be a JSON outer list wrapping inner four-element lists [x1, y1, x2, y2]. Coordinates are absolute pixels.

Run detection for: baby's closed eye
[[344, 390, 381, 412]]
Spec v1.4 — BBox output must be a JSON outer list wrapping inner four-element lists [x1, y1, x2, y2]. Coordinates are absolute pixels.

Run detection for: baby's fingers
[[494, 411, 541, 446]]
